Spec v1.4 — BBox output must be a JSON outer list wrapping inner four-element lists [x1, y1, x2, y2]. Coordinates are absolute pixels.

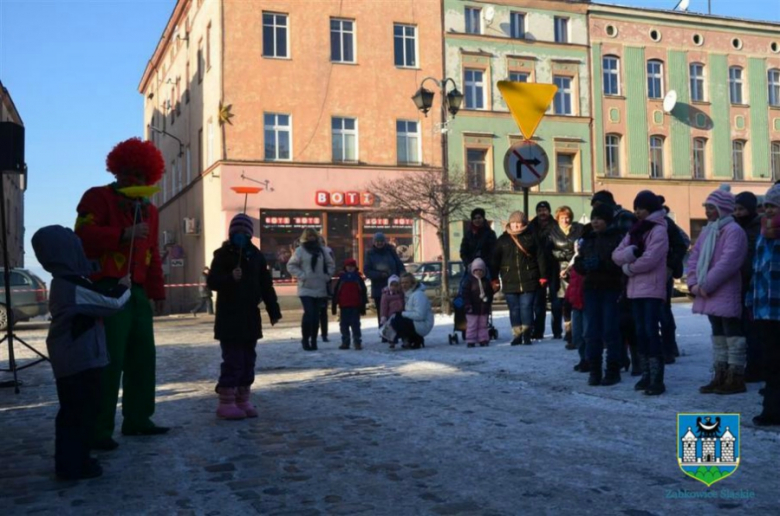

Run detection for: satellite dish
[[663, 90, 678, 113], [673, 0, 690, 11], [484, 6, 495, 25]]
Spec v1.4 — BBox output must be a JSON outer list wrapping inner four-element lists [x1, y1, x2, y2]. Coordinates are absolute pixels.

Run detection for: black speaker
[[0, 122, 25, 174]]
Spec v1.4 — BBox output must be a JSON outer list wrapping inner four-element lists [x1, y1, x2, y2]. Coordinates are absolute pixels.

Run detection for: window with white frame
[[331, 18, 355, 63], [263, 12, 289, 58], [464, 69, 485, 109], [556, 154, 574, 192], [465, 7, 481, 35], [331, 117, 358, 162], [769, 69, 780, 107], [732, 140, 745, 180], [603, 56, 620, 96], [396, 120, 421, 165], [605, 134, 621, 177], [772, 142, 780, 181], [693, 138, 706, 179], [466, 149, 487, 190], [690, 63, 705, 102], [510, 12, 525, 39], [264, 113, 291, 161], [729, 67, 744, 104], [649, 136, 664, 178], [553, 76, 573, 115], [647, 60, 664, 99], [554, 17, 569, 43], [207, 120, 214, 166], [393, 24, 417, 68], [509, 71, 528, 83]]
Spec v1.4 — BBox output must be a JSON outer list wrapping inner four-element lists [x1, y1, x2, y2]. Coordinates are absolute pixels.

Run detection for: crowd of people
[[29, 136, 780, 484]]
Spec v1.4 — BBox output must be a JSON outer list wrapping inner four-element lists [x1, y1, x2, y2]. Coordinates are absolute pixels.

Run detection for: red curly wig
[[105, 137, 165, 185]]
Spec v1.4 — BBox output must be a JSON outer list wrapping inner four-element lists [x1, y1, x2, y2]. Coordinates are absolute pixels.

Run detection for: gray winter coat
[[32, 226, 130, 379]]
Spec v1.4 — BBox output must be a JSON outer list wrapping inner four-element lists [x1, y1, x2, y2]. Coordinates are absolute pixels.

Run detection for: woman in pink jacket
[[612, 191, 669, 396], [687, 185, 748, 395]]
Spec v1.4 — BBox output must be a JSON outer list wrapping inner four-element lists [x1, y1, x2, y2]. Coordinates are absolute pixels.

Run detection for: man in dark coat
[[364, 232, 405, 326], [528, 201, 557, 339], [735, 191, 763, 382], [460, 207, 498, 278]]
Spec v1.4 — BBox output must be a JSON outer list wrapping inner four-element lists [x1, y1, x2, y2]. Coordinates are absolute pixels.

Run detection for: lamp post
[[411, 77, 463, 312]]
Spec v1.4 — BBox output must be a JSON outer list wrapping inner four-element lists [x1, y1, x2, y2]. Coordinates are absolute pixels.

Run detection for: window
[[554, 17, 569, 43], [732, 140, 745, 180], [396, 120, 420, 165], [331, 19, 355, 63], [207, 120, 214, 166], [466, 149, 487, 190], [197, 39, 204, 83], [603, 56, 620, 96], [510, 12, 525, 39], [509, 71, 528, 83], [264, 113, 291, 161], [690, 63, 705, 102], [650, 136, 664, 178], [331, 117, 357, 162], [693, 138, 706, 179], [465, 7, 481, 35], [556, 154, 574, 192], [186, 145, 192, 184], [198, 127, 203, 173], [729, 67, 743, 104], [553, 76, 573, 115], [605, 134, 621, 177], [769, 69, 780, 107], [185, 61, 190, 103], [647, 60, 664, 99], [772, 142, 780, 181], [206, 22, 211, 70], [263, 12, 288, 58], [464, 69, 485, 109], [394, 24, 417, 68]]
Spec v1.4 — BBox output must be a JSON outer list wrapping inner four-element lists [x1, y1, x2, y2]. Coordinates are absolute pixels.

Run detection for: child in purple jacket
[[688, 185, 748, 395]]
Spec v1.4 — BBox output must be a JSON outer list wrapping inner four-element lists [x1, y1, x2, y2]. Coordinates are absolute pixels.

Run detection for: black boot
[[629, 342, 642, 377], [574, 359, 590, 373], [634, 355, 651, 391], [644, 356, 666, 396], [301, 325, 311, 351], [601, 361, 622, 386], [588, 358, 602, 386]]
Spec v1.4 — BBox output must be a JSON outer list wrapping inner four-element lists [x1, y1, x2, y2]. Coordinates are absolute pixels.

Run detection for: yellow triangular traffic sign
[[497, 81, 558, 140]]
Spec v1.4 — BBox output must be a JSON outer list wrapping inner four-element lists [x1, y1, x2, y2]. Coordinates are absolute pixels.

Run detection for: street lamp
[[410, 77, 463, 313], [411, 77, 463, 117]]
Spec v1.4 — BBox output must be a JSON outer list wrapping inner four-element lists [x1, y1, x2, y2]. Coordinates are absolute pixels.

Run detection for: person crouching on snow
[[688, 185, 748, 396], [464, 258, 493, 348], [332, 258, 368, 350], [379, 275, 405, 349], [207, 214, 282, 420]]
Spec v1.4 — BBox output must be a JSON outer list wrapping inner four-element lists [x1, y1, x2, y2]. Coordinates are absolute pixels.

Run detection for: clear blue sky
[[1, 0, 778, 285]]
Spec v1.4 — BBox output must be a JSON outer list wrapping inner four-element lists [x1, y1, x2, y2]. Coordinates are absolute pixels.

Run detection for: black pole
[[523, 187, 529, 218], [0, 174, 20, 392]]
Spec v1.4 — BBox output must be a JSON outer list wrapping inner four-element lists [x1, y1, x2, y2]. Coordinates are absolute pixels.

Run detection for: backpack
[[665, 217, 689, 279]]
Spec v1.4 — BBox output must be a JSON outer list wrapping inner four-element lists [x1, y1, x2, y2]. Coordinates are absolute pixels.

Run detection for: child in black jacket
[[332, 258, 368, 350]]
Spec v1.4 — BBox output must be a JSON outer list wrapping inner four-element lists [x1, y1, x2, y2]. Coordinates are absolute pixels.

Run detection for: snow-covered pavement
[[0, 303, 777, 514]]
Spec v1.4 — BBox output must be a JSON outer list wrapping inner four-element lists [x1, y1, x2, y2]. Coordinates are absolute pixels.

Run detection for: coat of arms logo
[[677, 413, 740, 487]]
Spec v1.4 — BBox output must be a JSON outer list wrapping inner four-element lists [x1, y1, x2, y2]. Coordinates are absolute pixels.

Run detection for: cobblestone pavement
[[1, 306, 778, 515]]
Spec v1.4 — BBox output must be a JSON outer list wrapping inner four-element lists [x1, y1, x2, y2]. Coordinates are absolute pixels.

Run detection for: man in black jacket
[[734, 192, 763, 382], [528, 201, 558, 339], [460, 208, 498, 278]]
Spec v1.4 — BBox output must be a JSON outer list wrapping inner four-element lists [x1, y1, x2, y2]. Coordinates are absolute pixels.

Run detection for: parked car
[[405, 261, 466, 305], [0, 269, 49, 330]]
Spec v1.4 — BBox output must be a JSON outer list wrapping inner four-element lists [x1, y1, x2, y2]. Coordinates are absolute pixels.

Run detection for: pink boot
[[236, 386, 258, 418], [216, 387, 246, 420]]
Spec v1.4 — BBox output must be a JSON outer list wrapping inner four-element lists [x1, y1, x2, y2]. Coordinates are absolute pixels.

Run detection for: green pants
[[93, 281, 158, 441]]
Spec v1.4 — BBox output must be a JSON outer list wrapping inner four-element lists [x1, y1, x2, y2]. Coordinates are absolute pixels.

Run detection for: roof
[[0, 80, 23, 125], [720, 427, 735, 441], [138, 0, 188, 93], [681, 428, 697, 441]]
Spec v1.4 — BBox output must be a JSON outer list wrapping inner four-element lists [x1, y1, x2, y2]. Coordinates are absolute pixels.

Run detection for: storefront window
[[260, 210, 323, 280], [362, 216, 416, 263], [326, 212, 358, 271]]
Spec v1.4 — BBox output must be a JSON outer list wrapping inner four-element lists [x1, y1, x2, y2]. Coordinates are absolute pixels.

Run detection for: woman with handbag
[[491, 211, 548, 345]]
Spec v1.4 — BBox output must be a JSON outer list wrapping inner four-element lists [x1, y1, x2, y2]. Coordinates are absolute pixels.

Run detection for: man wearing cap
[[734, 191, 763, 382], [365, 232, 405, 329], [460, 208, 497, 278], [528, 201, 557, 339]]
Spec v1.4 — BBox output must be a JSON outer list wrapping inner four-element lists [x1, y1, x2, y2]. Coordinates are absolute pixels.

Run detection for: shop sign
[[363, 217, 414, 230], [315, 191, 375, 207], [262, 215, 322, 229]]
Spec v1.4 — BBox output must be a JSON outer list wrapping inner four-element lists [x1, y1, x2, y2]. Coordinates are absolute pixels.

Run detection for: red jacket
[[75, 185, 165, 300], [332, 270, 368, 313], [564, 269, 584, 311]]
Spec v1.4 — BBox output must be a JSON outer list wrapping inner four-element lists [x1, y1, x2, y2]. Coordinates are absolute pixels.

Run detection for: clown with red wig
[[75, 137, 169, 450]]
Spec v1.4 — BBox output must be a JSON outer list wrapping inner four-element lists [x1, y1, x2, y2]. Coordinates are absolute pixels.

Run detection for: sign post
[[496, 81, 558, 216]]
